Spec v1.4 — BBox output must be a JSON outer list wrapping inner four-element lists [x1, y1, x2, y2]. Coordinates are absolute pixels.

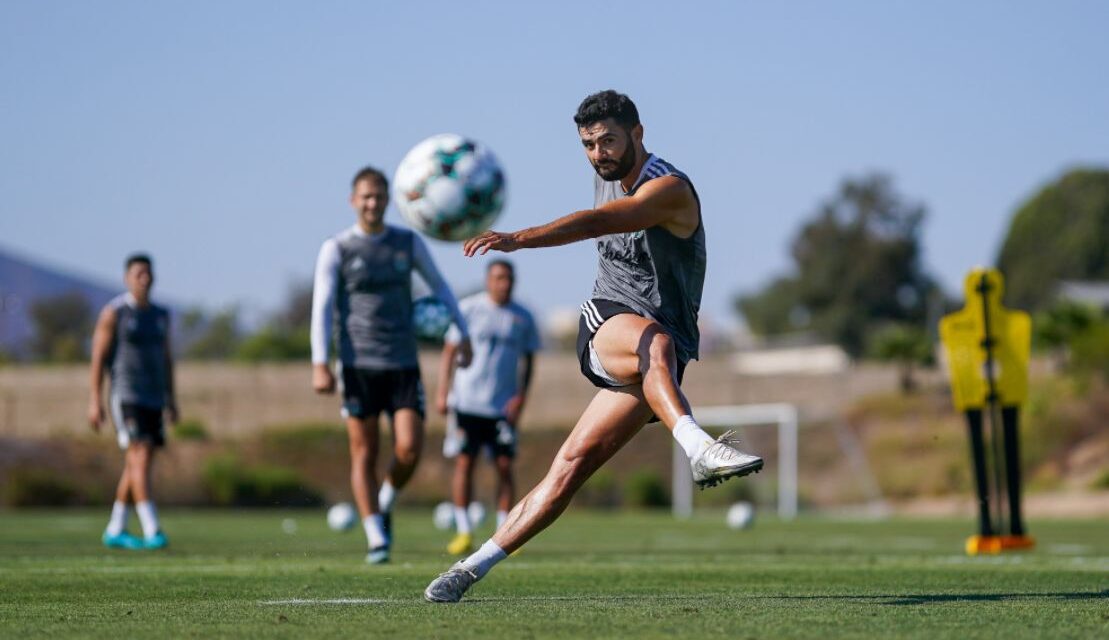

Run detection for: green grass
[[0, 509, 1105, 639]]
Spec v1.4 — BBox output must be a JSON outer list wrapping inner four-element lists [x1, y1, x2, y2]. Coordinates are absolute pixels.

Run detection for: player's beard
[[591, 135, 638, 181]]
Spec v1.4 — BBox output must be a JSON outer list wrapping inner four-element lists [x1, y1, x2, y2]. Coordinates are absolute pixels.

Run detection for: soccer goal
[[672, 403, 799, 521]]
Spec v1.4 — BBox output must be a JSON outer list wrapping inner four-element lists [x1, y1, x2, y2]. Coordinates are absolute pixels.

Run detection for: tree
[[737, 174, 937, 356], [997, 168, 1109, 311], [184, 308, 241, 360], [29, 292, 92, 362], [868, 323, 932, 393]]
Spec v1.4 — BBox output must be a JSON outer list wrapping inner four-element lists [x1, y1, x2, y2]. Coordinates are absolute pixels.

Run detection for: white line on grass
[[260, 598, 392, 606]]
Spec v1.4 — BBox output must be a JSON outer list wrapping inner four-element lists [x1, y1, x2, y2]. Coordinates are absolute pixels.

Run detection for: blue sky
[[2, 1, 1107, 329]]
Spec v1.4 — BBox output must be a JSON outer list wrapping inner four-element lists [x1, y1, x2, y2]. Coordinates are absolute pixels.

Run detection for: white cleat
[[691, 430, 763, 489], [424, 563, 478, 603]]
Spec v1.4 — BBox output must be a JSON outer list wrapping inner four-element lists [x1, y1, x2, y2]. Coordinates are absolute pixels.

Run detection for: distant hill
[[0, 246, 124, 359]]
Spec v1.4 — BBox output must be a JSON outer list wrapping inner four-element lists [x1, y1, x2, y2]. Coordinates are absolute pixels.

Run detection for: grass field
[[0, 509, 1105, 639]]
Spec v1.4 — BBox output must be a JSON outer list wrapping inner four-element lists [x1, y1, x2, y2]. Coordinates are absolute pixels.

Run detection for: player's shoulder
[[103, 293, 130, 315], [507, 301, 537, 324], [385, 223, 416, 240], [459, 292, 485, 309]]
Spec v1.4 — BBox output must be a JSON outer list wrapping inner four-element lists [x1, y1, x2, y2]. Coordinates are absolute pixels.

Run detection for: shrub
[[4, 468, 80, 507], [624, 470, 669, 508], [201, 454, 323, 507], [575, 469, 620, 508], [173, 418, 209, 441]]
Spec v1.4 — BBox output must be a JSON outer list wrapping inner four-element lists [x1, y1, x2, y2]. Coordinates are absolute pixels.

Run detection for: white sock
[[106, 501, 129, 536], [673, 415, 715, 460], [454, 505, 472, 535], [461, 539, 507, 580], [135, 500, 160, 539], [496, 510, 508, 528], [363, 515, 387, 549], [378, 481, 396, 513]]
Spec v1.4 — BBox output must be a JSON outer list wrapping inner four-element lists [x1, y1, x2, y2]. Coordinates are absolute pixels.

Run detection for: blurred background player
[[88, 254, 177, 550], [436, 259, 541, 555], [426, 90, 763, 602], [311, 166, 472, 564]]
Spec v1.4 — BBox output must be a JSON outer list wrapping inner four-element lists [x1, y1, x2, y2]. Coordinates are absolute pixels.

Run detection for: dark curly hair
[[573, 90, 640, 131]]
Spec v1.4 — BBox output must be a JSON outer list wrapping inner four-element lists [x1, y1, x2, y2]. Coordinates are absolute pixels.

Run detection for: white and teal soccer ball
[[726, 501, 755, 530], [412, 296, 452, 341], [327, 502, 357, 532], [393, 133, 506, 242]]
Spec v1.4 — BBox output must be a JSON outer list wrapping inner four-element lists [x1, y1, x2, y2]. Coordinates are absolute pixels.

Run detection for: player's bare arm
[[163, 318, 178, 425], [87, 305, 117, 431], [504, 352, 536, 425], [436, 341, 459, 415], [462, 176, 698, 256]]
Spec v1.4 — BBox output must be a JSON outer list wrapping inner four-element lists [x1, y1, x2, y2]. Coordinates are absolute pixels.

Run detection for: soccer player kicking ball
[[425, 90, 763, 602], [89, 254, 177, 550], [312, 166, 472, 565], [436, 259, 540, 556]]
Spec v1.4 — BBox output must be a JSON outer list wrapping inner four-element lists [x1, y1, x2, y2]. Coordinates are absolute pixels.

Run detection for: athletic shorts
[[453, 411, 516, 459], [340, 366, 425, 418], [576, 298, 688, 424], [111, 399, 166, 450]]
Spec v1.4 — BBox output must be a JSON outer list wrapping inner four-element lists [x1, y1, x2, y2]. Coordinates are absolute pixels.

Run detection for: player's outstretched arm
[[87, 306, 116, 431], [463, 176, 697, 256]]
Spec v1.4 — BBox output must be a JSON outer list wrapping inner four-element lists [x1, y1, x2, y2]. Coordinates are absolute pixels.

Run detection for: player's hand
[[504, 394, 525, 426], [456, 339, 473, 368], [312, 363, 336, 394], [435, 393, 449, 416], [463, 230, 520, 257], [87, 399, 105, 433], [165, 402, 179, 425]]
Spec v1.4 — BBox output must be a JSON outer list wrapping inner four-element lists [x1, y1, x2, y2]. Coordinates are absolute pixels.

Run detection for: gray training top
[[107, 293, 171, 408], [310, 224, 468, 369], [592, 154, 706, 362]]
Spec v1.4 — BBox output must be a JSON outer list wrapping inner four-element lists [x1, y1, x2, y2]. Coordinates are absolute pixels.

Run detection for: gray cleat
[[691, 430, 763, 489], [424, 563, 478, 603]]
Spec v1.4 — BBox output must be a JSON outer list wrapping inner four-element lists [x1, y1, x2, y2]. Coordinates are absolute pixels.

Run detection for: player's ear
[[631, 123, 644, 146]]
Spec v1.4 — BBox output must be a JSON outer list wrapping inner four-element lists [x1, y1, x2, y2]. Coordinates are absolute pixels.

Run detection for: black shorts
[[576, 298, 688, 389], [454, 412, 516, 459], [340, 366, 425, 418], [113, 401, 165, 449]]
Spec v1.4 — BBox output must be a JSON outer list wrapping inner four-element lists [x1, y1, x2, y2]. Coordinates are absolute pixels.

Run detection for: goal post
[[672, 403, 799, 521]]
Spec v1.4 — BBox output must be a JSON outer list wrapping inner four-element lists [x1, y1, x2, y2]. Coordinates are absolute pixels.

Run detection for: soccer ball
[[327, 502, 357, 532], [412, 296, 452, 341], [432, 501, 455, 531], [393, 133, 506, 241], [726, 501, 755, 530], [467, 501, 487, 527]]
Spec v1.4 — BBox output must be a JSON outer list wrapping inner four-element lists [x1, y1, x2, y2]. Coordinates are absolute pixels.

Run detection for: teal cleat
[[365, 545, 390, 565], [102, 530, 143, 550], [143, 531, 169, 550]]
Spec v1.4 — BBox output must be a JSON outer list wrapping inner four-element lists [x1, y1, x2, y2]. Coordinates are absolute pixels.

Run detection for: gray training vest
[[592, 155, 706, 362], [335, 225, 419, 369], [108, 294, 170, 408]]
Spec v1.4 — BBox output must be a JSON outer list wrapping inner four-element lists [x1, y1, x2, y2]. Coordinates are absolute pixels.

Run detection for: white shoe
[[691, 430, 763, 488], [424, 563, 477, 603]]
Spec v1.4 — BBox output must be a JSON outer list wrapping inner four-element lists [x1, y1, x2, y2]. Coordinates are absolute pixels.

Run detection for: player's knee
[[395, 446, 420, 467]]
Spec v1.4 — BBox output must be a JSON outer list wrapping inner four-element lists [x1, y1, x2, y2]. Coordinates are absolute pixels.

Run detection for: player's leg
[[592, 313, 763, 487], [347, 414, 389, 560], [384, 408, 423, 492], [102, 453, 139, 548], [493, 453, 514, 528], [447, 451, 476, 554], [128, 441, 166, 547], [376, 368, 426, 536], [425, 387, 653, 602]]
